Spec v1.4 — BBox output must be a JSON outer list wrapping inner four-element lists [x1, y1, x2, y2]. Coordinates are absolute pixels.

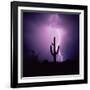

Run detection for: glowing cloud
[[46, 14, 66, 62], [23, 12, 79, 62]]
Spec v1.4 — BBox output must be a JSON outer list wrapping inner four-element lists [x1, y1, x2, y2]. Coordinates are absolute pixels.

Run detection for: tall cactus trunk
[[53, 55, 56, 63], [50, 37, 59, 63]]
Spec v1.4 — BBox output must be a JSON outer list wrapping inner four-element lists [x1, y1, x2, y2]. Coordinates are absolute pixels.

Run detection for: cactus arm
[[50, 45, 54, 55]]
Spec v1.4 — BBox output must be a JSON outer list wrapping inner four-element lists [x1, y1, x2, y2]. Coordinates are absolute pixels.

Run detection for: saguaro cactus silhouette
[[50, 37, 60, 62]]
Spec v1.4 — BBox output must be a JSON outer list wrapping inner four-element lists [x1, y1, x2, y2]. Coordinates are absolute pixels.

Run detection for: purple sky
[[23, 11, 79, 62]]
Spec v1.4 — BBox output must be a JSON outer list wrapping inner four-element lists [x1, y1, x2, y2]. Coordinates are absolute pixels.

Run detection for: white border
[[18, 6, 84, 83]]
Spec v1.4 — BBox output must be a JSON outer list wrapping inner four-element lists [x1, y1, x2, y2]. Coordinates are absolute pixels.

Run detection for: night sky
[[23, 11, 79, 62]]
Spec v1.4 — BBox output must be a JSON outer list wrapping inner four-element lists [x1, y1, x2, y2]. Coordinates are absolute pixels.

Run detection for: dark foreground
[[23, 59, 79, 77]]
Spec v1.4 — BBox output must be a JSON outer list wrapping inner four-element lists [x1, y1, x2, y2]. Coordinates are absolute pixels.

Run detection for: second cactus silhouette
[[50, 37, 60, 63]]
